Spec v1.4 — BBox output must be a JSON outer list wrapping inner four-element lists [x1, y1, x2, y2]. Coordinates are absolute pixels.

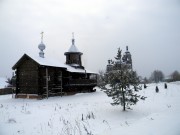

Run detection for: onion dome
[[38, 32, 46, 58]]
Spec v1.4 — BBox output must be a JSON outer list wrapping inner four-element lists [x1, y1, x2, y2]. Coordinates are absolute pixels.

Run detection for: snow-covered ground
[[0, 82, 180, 135]]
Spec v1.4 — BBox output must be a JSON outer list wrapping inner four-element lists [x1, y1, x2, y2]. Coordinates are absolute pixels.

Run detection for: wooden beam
[[46, 67, 49, 99], [60, 71, 63, 97]]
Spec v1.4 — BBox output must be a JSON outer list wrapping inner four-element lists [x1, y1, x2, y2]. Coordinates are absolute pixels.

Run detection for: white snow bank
[[170, 81, 180, 85]]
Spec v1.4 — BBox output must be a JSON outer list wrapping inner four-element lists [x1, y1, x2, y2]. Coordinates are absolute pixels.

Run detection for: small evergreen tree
[[101, 48, 146, 111], [6, 73, 16, 87], [155, 86, 159, 93], [114, 47, 122, 60], [144, 83, 147, 89]]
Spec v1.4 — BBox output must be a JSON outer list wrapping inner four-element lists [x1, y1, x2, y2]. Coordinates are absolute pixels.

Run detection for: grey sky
[[0, 0, 180, 78]]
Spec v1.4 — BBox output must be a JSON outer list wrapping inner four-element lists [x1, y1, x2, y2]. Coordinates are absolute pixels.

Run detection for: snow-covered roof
[[68, 44, 80, 53], [12, 54, 97, 74], [65, 38, 82, 54], [66, 65, 96, 74], [30, 55, 67, 69]]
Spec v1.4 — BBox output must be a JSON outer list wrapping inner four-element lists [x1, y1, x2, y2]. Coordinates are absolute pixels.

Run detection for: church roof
[[64, 36, 83, 55], [12, 53, 96, 74], [68, 44, 80, 53]]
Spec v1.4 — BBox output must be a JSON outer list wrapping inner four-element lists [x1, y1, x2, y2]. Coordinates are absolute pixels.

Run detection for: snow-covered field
[[0, 82, 180, 135]]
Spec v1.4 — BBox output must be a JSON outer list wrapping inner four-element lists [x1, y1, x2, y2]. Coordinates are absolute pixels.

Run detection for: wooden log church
[[12, 33, 97, 98]]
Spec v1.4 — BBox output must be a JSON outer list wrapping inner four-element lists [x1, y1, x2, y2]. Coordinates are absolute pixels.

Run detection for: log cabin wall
[[46, 67, 62, 93], [63, 71, 97, 93], [38, 66, 46, 95], [17, 58, 39, 94], [38, 66, 65, 96]]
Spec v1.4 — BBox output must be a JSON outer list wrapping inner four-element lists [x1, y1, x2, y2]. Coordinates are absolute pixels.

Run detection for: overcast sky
[[0, 0, 180, 78]]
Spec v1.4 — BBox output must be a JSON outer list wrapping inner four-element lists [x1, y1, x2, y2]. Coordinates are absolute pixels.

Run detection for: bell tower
[[64, 33, 84, 69], [122, 46, 132, 69]]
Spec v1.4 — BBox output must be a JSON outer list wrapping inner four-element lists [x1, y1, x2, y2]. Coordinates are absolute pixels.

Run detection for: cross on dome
[[72, 32, 75, 45], [41, 31, 44, 42]]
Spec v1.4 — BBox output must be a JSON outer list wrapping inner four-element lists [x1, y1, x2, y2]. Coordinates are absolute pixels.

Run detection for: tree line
[[144, 70, 180, 83], [98, 69, 180, 87]]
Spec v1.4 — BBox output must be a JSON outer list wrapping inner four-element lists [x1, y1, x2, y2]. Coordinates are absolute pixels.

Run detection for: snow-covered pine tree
[[114, 47, 122, 60], [101, 48, 146, 111]]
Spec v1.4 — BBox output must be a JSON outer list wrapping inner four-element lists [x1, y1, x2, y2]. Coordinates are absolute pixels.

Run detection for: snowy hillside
[[0, 82, 180, 135]]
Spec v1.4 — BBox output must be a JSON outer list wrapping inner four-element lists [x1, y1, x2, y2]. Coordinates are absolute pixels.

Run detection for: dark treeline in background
[[97, 70, 180, 86], [147, 70, 180, 83]]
